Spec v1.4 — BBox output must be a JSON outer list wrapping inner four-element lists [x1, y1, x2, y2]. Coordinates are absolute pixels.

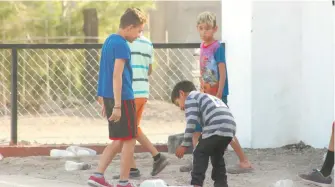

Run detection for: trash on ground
[[65, 160, 91, 171], [50, 146, 96, 157], [140, 179, 168, 187], [271, 179, 294, 187]]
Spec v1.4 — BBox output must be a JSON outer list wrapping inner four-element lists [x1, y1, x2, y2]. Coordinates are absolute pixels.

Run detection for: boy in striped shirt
[[171, 80, 236, 187]]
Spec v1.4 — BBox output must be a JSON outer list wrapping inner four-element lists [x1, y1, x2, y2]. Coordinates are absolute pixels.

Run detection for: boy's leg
[[229, 136, 253, 168], [88, 140, 122, 187], [133, 98, 169, 176], [180, 126, 201, 172], [90, 98, 138, 187], [136, 133, 169, 176], [96, 140, 123, 174], [120, 138, 137, 181], [113, 98, 168, 179], [299, 122, 334, 186], [116, 99, 137, 185], [221, 96, 253, 173], [191, 135, 210, 186], [211, 136, 232, 187], [123, 98, 147, 178], [320, 122, 334, 176]]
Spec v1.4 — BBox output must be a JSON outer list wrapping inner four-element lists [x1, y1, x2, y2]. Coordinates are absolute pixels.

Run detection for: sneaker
[[299, 169, 333, 187], [116, 182, 137, 187], [179, 162, 192, 172], [112, 169, 141, 179], [151, 154, 169, 176], [88, 175, 113, 187]]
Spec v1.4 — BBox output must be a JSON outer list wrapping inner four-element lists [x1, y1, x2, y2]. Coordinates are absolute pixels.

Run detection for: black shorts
[[103, 98, 137, 140]]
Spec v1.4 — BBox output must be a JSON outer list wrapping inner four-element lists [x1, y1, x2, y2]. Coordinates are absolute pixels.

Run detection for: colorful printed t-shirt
[[200, 40, 229, 97]]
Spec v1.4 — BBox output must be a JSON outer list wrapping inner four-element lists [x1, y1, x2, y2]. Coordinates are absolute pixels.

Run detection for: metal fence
[[0, 43, 203, 145]]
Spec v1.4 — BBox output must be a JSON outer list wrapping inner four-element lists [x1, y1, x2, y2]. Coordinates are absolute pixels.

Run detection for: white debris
[[271, 179, 295, 187], [140, 179, 168, 187], [50, 146, 96, 157], [65, 160, 91, 171]]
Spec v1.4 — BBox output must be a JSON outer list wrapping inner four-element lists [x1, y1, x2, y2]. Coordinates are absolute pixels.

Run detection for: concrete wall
[[149, 1, 221, 43], [148, 1, 221, 101], [222, 1, 334, 148]]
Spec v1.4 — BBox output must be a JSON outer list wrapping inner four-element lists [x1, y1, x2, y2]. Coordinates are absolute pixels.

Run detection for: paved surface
[[0, 175, 87, 187]]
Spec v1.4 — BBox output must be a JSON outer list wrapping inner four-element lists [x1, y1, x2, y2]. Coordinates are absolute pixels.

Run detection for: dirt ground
[[0, 100, 186, 145], [0, 100, 333, 186], [0, 147, 330, 187]]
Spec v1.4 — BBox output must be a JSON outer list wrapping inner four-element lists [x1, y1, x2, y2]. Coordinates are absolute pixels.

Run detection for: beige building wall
[[148, 1, 222, 101]]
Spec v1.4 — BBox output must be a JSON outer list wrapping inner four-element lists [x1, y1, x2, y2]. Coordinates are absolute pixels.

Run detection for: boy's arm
[[148, 44, 154, 76], [97, 96, 103, 106], [215, 43, 226, 98], [113, 59, 125, 107], [181, 98, 200, 147], [148, 64, 152, 76], [112, 42, 130, 107], [217, 64, 226, 98]]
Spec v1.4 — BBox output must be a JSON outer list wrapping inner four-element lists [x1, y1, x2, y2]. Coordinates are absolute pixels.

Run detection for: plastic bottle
[[65, 160, 91, 171], [50, 149, 76, 157]]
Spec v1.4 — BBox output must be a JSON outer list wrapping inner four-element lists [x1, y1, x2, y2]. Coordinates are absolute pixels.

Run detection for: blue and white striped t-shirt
[[128, 36, 153, 98], [181, 91, 236, 147]]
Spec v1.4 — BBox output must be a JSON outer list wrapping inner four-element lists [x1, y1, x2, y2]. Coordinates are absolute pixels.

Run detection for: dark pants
[[191, 135, 232, 187]]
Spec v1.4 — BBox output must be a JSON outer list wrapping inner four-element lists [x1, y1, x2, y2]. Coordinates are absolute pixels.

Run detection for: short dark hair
[[119, 8, 147, 29], [171, 80, 197, 103]]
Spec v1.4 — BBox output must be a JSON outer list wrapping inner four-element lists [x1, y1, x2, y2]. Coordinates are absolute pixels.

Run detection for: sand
[[0, 100, 186, 145], [0, 100, 333, 186], [0, 147, 331, 187]]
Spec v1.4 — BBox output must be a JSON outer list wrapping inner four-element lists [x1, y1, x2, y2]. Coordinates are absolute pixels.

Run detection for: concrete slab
[[167, 133, 193, 154], [0, 175, 87, 187]]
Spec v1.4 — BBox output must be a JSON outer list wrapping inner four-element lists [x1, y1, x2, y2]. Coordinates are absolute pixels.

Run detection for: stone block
[[167, 133, 193, 154]]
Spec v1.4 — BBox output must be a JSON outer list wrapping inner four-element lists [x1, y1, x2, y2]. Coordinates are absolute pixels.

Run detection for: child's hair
[[171, 80, 197, 103], [196, 11, 216, 28], [119, 8, 147, 29]]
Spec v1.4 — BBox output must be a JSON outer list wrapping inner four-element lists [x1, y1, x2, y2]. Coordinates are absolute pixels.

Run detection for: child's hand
[[109, 107, 121, 122], [175, 146, 186, 159]]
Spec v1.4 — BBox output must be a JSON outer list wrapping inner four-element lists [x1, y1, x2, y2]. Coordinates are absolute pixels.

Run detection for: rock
[[167, 133, 193, 154]]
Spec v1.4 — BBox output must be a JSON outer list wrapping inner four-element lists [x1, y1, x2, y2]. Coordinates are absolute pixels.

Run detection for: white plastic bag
[[50, 149, 76, 157], [140, 179, 168, 187], [66, 146, 97, 156]]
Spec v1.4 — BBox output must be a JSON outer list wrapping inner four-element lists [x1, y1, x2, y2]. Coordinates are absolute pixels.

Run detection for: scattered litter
[[50, 149, 76, 157], [50, 146, 96, 157], [66, 146, 97, 156], [140, 179, 167, 187], [271, 179, 295, 187], [65, 160, 91, 171], [0, 153, 3, 160]]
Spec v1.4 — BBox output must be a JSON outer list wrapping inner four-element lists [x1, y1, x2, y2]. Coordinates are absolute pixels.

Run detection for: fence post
[[10, 48, 18, 145]]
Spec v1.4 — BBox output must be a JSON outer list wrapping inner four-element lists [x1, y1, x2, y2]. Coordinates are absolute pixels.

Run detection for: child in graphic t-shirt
[[179, 11, 253, 174]]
